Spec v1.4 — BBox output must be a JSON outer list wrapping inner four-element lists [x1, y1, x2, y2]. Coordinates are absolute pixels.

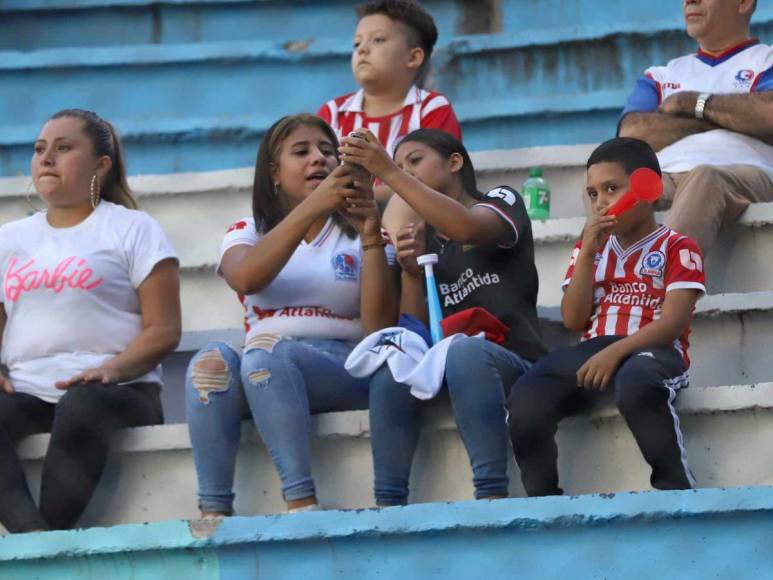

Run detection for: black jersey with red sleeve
[[426, 186, 547, 361]]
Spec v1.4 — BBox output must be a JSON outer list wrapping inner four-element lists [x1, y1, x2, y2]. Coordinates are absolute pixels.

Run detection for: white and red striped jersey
[[317, 85, 461, 157], [563, 226, 706, 365], [622, 38, 773, 178]]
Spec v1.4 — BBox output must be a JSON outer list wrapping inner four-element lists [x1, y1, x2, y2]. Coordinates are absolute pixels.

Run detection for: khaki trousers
[[657, 164, 773, 255]]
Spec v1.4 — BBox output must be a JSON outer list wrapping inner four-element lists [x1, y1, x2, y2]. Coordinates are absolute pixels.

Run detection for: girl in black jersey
[[340, 128, 546, 505]]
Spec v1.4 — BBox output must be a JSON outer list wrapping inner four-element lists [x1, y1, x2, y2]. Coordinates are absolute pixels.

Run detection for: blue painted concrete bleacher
[[0, 0, 462, 51], [3, 487, 773, 578], [1, 0, 770, 176], [3, 1, 773, 575]]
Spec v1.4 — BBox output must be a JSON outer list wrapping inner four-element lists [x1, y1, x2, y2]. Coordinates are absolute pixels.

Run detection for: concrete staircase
[[4, 487, 773, 579], [0, 0, 472, 50], [12, 383, 773, 528], [2, 0, 770, 175], [2, 1, 773, 575], [3, 140, 773, 530]]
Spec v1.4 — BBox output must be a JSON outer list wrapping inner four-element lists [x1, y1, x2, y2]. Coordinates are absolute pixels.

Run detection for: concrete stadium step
[[0, 41, 629, 176], [163, 287, 773, 391], [533, 204, 773, 302], [0, 143, 590, 223], [0, 0, 477, 52], [0, 24, 648, 176], [3, 171, 773, 390], [539, 291, 773, 389], [474, 144, 591, 217], [497, 0, 769, 34], [9, 383, 773, 529], [4, 166, 771, 297], [11, 0, 767, 51], [480, 9, 773, 121], [3, 8, 771, 176], [440, 5, 773, 108], [438, 13, 770, 151], [0, 104, 614, 177], [157, 280, 773, 424], [4, 487, 773, 579]]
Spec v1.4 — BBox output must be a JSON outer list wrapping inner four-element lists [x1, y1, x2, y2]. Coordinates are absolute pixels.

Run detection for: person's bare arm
[[221, 165, 358, 295], [399, 272, 427, 323], [382, 194, 422, 246], [339, 131, 511, 246], [380, 166, 511, 245], [561, 250, 597, 332], [618, 112, 717, 152], [56, 259, 182, 388], [343, 191, 399, 334], [220, 205, 321, 296], [576, 289, 699, 390], [562, 211, 617, 331], [393, 223, 428, 322], [373, 183, 394, 205], [659, 90, 773, 140], [359, 241, 399, 333]]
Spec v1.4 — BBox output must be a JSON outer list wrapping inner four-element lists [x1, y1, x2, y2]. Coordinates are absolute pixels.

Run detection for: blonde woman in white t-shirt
[[0, 110, 181, 533], [186, 114, 397, 516]]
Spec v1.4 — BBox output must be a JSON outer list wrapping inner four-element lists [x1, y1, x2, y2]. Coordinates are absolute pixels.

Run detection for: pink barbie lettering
[[4, 256, 104, 302]]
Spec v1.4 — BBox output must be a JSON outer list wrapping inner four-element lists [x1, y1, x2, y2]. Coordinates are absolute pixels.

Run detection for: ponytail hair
[[49, 109, 138, 209]]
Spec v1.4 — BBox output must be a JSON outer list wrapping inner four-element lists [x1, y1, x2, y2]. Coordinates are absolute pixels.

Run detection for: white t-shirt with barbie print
[[0, 201, 178, 403], [219, 216, 394, 346]]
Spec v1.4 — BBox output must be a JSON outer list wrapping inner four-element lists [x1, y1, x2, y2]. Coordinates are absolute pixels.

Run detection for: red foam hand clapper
[[607, 167, 663, 217]]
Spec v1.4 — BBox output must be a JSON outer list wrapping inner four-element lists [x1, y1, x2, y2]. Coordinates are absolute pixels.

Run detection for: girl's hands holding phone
[[303, 164, 364, 216], [339, 130, 396, 181]]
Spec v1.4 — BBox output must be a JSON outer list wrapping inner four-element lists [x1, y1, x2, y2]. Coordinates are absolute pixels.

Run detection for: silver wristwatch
[[694, 93, 711, 120]]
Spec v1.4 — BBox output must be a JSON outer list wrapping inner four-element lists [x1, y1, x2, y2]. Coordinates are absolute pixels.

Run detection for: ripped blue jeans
[[185, 337, 369, 513]]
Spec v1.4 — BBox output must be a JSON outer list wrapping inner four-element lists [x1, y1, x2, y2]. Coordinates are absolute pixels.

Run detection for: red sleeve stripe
[[645, 72, 663, 105]]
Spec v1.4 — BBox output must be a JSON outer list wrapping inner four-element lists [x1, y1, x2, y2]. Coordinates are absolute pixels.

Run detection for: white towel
[[345, 327, 483, 400]]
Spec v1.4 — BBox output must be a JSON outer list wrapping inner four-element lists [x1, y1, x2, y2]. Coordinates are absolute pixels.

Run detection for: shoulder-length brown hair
[[252, 114, 356, 238]]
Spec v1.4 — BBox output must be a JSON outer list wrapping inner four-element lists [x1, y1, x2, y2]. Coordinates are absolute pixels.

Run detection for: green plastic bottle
[[522, 167, 550, 221]]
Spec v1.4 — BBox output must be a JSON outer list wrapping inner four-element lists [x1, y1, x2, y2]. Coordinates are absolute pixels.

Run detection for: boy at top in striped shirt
[[508, 137, 706, 497], [317, 0, 461, 236], [318, 0, 460, 160]]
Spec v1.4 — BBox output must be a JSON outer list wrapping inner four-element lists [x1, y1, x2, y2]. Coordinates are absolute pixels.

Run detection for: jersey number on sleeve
[[679, 248, 703, 272]]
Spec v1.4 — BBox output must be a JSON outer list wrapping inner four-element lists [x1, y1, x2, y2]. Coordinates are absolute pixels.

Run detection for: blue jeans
[[369, 336, 532, 506], [185, 338, 369, 513]]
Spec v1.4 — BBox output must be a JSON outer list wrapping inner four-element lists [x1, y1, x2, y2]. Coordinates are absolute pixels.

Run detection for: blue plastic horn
[[417, 253, 445, 345]]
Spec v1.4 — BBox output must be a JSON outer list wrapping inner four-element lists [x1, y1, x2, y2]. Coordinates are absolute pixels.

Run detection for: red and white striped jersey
[[563, 225, 706, 365], [317, 85, 461, 157]]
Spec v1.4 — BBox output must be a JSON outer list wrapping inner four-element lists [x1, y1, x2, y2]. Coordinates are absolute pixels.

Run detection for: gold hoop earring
[[90, 175, 100, 209], [25, 181, 44, 213]]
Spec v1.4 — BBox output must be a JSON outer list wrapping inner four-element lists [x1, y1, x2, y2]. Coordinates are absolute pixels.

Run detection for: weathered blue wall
[[500, 0, 686, 31], [0, 1, 771, 176], [0, 0, 462, 51], [2, 487, 773, 579]]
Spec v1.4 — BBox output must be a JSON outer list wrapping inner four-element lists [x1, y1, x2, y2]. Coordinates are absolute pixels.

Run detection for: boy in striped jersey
[[508, 138, 706, 497], [318, 1, 460, 162], [317, 0, 461, 238]]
